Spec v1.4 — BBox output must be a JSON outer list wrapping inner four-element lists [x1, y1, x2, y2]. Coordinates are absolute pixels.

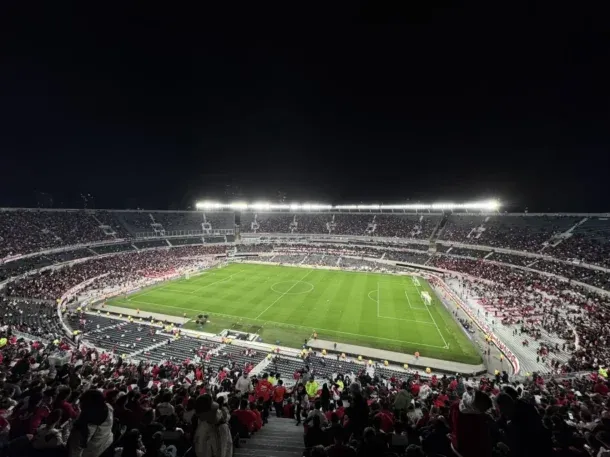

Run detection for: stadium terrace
[[1, 202, 610, 457]]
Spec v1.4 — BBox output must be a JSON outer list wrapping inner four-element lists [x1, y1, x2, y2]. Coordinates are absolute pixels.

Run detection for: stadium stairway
[[235, 416, 303, 457]]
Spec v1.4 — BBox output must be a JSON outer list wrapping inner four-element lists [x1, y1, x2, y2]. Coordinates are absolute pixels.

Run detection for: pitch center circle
[[271, 281, 315, 295]]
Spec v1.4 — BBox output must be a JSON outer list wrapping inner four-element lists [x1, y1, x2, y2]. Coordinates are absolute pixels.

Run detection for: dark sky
[[1, 5, 608, 211]]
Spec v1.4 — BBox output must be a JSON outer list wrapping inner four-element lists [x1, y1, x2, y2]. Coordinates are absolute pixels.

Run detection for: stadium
[[2, 200, 610, 456], [4, 8, 609, 456]]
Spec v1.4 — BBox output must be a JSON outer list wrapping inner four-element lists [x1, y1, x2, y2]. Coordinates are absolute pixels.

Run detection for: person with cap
[[193, 393, 232, 457], [235, 372, 252, 396]]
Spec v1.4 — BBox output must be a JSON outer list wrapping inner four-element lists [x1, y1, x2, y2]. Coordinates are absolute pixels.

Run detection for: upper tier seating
[[460, 215, 580, 252], [545, 216, 610, 268]]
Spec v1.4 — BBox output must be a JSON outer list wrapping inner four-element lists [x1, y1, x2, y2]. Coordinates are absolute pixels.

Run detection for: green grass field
[[108, 263, 481, 364]]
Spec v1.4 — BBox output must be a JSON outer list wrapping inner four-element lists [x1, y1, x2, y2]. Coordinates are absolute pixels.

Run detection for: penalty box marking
[[369, 283, 438, 327]]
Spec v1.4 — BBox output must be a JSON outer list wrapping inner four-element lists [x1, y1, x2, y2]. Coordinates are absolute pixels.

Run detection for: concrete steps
[[235, 416, 303, 457]]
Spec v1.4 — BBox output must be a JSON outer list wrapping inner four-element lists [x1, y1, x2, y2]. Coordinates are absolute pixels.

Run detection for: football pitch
[[108, 263, 481, 364]]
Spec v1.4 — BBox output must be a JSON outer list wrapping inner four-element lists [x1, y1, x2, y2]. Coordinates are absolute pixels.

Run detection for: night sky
[[2, 5, 608, 212]]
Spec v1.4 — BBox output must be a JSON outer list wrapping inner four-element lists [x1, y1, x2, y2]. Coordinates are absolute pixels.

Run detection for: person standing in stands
[[295, 384, 307, 426], [235, 372, 252, 396], [272, 380, 287, 417], [232, 399, 259, 436], [67, 390, 114, 457], [193, 394, 232, 457], [306, 375, 319, 400], [495, 389, 553, 457], [255, 373, 272, 424], [268, 372, 277, 386]]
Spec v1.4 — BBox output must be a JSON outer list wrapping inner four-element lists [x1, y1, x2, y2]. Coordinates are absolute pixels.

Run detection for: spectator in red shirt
[[53, 386, 79, 422], [411, 382, 420, 397], [272, 380, 287, 417], [434, 391, 449, 408], [283, 399, 295, 420], [9, 391, 50, 439], [232, 399, 260, 435], [335, 400, 345, 421], [255, 373, 272, 403], [250, 402, 263, 430], [449, 378, 458, 391], [595, 380, 609, 396], [255, 373, 273, 423], [374, 409, 394, 433]]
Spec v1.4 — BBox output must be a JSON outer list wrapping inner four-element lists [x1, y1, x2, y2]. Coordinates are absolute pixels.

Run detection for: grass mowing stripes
[[108, 263, 481, 364]]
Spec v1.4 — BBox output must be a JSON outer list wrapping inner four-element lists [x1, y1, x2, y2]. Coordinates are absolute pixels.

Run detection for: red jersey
[[595, 382, 609, 396], [434, 394, 449, 408], [375, 411, 394, 433], [256, 379, 273, 402], [232, 409, 259, 432], [411, 384, 420, 396], [273, 386, 287, 403], [283, 403, 295, 418]]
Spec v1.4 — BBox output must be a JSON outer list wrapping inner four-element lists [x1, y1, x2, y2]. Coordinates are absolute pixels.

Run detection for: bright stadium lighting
[[196, 201, 223, 209], [231, 202, 249, 210], [250, 201, 272, 210], [194, 199, 500, 211]]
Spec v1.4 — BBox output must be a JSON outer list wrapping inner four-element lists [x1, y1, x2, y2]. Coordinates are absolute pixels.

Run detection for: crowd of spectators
[[489, 252, 534, 267], [442, 246, 488, 259], [547, 234, 610, 269], [445, 216, 581, 253], [386, 252, 431, 265], [4, 246, 227, 301], [0, 297, 64, 342], [431, 257, 610, 375], [0, 211, 108, 259], [331, 215, 374, 236], [2, 210, 610, 455], [0, 210, 233, 260], [533, 261, 610, 291], [1, 327, 610, 457], [373, 215, 439, 239], [3, 209, 610, 275], [439, 216, 486, 242]]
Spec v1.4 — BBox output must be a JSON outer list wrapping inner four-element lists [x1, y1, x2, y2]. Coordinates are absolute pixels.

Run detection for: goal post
[[420, 291, 432, 306]]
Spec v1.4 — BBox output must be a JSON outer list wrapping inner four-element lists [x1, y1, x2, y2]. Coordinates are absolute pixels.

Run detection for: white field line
[[424, 303, 449, 349], [376, 281, 380, 317], [110, 297, 446, 349], [190, 270, 244, 294], [375, 284, 437, 327], [404, 290, 427, 310], [133, 282, 175, 299], [254, 269, 314, 320], [376, 315, 438, 326], [412, 282, 449, 349], [131, 268, 225, 299]]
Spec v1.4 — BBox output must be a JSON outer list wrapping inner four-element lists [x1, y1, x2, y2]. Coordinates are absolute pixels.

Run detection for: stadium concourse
[[1, 207, 610, 456]]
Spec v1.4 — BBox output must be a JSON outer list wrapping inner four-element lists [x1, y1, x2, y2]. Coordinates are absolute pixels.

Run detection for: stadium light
[[196, 199, 500, 211]]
